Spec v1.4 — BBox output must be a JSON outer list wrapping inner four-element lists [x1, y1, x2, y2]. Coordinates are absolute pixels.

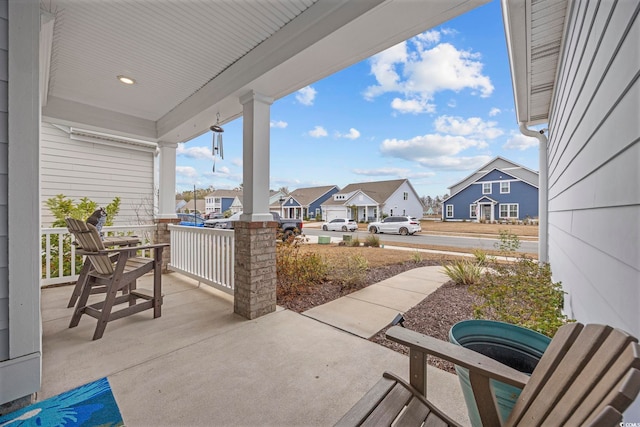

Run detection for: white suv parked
[[368, 216, 421, 235]]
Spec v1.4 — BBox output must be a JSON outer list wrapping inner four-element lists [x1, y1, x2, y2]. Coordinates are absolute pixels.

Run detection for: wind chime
[[210, 113, 224, 172]]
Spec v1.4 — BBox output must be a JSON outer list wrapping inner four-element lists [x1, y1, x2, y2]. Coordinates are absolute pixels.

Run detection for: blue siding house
[[444, 157, 539, 222], [279, 185, 339, 219]]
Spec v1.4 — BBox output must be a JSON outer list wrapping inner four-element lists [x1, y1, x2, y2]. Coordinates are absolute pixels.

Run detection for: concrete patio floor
[[41, 272, 470, 426]]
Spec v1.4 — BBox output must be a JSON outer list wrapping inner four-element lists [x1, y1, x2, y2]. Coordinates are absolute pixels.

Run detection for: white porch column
[[157, 141, 178, 219], [239, 91, 274, 222]]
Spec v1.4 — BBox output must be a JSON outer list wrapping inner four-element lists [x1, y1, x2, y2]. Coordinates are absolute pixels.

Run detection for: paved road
[[303, 228, 538, 254]]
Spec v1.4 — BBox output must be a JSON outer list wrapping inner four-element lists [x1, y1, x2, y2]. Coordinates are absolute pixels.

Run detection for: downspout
[[519, 123, 548, 263]]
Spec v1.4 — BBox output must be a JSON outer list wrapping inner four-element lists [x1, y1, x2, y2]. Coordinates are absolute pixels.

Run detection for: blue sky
[[175, 1, 540, 198]]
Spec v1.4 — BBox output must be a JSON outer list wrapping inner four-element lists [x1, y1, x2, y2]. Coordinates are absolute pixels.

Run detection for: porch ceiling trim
[[40, 0, 489, 144], [502, 0, 569, 125]]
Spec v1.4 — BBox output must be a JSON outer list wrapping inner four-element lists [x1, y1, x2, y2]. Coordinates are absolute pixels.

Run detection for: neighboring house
[[204, 190, 243, 215], [503, 0, 640, 418], [443, 157, 539, 222], [278, 185, 339, 219], [41, 122, 156, 226], [321, 179, 422, 222], [178, 198, 205, 214]]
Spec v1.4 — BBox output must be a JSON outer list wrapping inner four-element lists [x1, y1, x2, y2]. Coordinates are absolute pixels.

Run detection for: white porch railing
[[168, 225, 235, 294], [41, 224, 156, 287]]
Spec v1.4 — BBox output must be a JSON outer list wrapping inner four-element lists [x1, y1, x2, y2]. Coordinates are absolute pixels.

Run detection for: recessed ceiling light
[[117, 75, 136, 85]]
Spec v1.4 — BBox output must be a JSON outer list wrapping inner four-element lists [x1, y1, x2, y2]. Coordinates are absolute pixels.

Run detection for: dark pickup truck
[[204, 211, 302, 239], [271, 212, 303, 239]]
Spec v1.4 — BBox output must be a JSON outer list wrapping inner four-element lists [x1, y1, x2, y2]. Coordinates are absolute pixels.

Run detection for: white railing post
[[168, 225, 235, 294], [40, 224, 156, 287]]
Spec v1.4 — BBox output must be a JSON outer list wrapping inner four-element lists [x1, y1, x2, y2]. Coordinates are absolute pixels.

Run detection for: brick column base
[[234, 221, 278, 319], [155, 218, 180, 273]]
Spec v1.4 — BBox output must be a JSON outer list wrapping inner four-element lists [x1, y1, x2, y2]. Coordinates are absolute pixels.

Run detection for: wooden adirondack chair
[[65, 218, 168, 340], [336, 323, 640, 426]]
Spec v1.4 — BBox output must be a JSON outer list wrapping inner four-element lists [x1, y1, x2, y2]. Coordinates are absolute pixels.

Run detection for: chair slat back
[[506, 323, 640, 426], [65, 218, 114, 275]]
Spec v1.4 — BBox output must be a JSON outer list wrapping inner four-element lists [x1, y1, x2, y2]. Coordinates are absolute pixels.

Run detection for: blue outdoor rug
[[0, 377, 123, 427]]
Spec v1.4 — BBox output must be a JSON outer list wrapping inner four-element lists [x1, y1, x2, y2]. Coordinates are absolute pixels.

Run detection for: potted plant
[[449, 319, 551, 426]]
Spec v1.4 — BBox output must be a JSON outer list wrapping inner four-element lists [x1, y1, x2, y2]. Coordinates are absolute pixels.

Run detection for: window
[[482, 182, 491, 194], [446, 205, 454, 218], [500, 181, 510, 194], [470, 204, 477, 218], [403, 192, 408, 200], [500, 204, 518, 218]]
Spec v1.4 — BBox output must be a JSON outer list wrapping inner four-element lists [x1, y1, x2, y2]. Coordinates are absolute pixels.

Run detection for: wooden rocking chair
[[336, 323, 640, 426], [65, 218, 168, 340]]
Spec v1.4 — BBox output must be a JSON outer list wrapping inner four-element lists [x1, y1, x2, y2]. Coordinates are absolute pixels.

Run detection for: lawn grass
[[355, 220, 539, 239]]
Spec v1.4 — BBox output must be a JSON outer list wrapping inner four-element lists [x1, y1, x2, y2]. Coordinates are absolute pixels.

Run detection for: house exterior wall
[[40, 122, 155, 226], [308, 187, 339, 219], [1, 0, 41, 407], [445, 169, 538, 221], [322, 206, 348, 222], [0, 0, 8, 365], [383, 181, 422, 218], [547, 0, 640, 398]]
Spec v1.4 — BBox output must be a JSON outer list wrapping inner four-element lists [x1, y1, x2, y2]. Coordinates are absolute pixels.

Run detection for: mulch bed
[[277, 259, 443, 313], [277, 261, 482, 373]]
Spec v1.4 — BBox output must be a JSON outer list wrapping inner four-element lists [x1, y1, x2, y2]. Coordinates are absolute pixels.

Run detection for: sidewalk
[[303, 265, 449, 338]]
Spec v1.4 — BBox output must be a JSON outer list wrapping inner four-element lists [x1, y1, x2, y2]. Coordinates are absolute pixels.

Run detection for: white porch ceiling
[[502, 0, 569, 125], [40, 0, 489, 144]]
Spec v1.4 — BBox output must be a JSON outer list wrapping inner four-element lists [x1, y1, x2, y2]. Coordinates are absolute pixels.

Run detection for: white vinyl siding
[[500, 181, 510, 193], [547, 0, 640, 352], [482, 182, 491, 194], [0, 0, 7, 362], [40, 122, 155, 226]]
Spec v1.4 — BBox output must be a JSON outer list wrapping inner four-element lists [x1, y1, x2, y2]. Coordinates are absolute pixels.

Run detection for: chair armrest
[[77, 243, 169, 256], [386, 326, 529, 389]]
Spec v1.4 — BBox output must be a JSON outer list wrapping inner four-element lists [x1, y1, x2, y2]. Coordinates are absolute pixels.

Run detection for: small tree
[[46, 194, 121, 227], [43, 195, 121, 279]]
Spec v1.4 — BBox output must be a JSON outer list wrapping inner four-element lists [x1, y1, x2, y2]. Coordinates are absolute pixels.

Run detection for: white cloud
[[337, 128, 361, 140], [231, 158, 243, 167], [381, 134, 487, 159], [270, 120, 288, 128], [364, 35, 494, 114], [415, 30, 440, 46], [177, 143, 213, 160], [353, 167, 409, 176], [296, 86, 317, 106], [434, 115, 503, 139], [447, 99, 457, 108], [417, 155, 492, 170], [503, 132, 539, 150], [176, 166, 199, 178], [309, 126, 328, 138], [379, 134, 490, 171], [489, 107, 501, 117], [353, 167, 435, 178], [391, 98, 435, 114]]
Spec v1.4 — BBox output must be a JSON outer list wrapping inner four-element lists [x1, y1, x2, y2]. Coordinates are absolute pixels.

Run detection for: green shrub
[[338, 254, 369, 290], [442, 259, 483, 286], [472, 249, 491, 265], [494, 229, 520, 255], [276, 237, 328, 297], [43, 195, 121, 279], [470, 257, 571, 337], [363, 235, 380, 247], [348, 237, 361, 247], [410, 251, 423, 263]]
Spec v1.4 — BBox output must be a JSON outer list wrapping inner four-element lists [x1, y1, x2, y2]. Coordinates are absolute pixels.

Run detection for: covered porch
[[40, 272, 469, 425]]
